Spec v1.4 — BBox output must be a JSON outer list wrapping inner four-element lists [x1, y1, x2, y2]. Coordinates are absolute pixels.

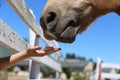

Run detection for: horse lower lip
[[57, 38, 74, 43], [59, 27, 76, 40]]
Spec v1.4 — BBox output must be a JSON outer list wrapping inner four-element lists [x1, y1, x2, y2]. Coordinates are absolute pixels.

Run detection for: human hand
[[26, 46, 61, 57]]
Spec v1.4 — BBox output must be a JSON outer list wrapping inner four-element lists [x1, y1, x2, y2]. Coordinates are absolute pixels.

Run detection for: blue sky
[[0, 0, 120, 64]]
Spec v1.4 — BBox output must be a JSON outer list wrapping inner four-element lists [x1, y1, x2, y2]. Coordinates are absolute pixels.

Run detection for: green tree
[[62, 67, 71, 79], [117, 69, 120, 74], [73, 72, 89, 80], [66, 53, 76, 59], [77, 56, 86, 61]]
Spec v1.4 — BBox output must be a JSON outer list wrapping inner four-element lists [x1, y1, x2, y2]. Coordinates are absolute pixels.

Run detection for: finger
[[44, 46, 54, 51], [36, 48, 61, 56], [32, 46, 42, 50], [44, 48, 61, 54]]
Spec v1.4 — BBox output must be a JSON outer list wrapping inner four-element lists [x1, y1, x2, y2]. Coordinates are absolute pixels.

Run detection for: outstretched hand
[[26, 46, 61, 57], [0, 46, 61, 70]]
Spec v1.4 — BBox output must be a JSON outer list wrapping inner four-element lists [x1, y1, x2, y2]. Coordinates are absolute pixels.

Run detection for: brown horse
[[40, 0, 120, 43]]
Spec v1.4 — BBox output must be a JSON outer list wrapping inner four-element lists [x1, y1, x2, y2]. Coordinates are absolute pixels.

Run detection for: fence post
[[53, 41, 62, 80], [95, 57, 101, 80], [29, 29, 40, 79]]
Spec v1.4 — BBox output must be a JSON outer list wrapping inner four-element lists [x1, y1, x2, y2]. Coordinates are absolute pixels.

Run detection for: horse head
[[40, 0, 120, 43]]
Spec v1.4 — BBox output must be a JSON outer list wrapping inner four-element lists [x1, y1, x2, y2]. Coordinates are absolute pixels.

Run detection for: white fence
[[94, 57, 120, 80], [0, 0, 62, 80]]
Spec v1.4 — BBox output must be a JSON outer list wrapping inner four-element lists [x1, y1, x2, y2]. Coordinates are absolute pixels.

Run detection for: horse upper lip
[[45, 31, 57, 40]]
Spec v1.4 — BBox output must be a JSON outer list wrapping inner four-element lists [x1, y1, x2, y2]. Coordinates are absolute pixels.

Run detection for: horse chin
[[57, 35, 75, 43], [57, 38, 75, 43]]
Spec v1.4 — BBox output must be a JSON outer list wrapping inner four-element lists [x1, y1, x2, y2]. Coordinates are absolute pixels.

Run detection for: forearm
[[0, 50, 29, 70]]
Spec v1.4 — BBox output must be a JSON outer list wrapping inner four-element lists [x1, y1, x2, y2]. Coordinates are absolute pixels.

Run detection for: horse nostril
[[46, 12, 56, 24], [44, 11, 58, 32], [40, 10, 58, 32], [67, 20, 76, 27]]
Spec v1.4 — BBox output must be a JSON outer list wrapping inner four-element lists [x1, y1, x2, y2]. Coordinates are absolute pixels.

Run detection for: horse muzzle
[[40, 9, 77, 43]]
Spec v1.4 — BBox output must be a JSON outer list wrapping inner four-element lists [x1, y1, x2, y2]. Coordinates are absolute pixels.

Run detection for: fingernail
[[58, 48, 61, 50]]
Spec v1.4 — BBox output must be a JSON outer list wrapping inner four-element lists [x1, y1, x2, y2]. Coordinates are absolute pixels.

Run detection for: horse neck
[[92, 0, 120, 15]]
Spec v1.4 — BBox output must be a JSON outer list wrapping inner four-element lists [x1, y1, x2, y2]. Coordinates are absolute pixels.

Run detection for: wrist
[[22, 49, 31, 58]]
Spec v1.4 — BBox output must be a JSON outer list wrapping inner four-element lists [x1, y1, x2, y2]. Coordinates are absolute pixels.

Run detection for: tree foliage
[[62, 67, 71, 79], [66, 53, 86, 61]]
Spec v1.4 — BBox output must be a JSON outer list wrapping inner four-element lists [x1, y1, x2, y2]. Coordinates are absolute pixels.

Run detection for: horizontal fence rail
[[102, 63, 120, 69], [102, 73, 120, 79], [7, 0, 41, 37], [0, 19, 29, 52]]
